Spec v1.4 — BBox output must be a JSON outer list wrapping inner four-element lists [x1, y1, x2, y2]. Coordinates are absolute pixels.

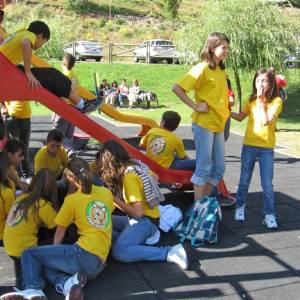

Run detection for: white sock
[[76, 98, 85, 109]]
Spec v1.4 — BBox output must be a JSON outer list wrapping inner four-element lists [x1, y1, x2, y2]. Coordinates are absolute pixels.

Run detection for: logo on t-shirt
[[86, 200, 110, 229], [149, 136, 166, 156], [6, 203, 24, 227]]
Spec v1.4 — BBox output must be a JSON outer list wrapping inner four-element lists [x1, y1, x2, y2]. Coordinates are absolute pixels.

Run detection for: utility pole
[[109, 0, 112, 20]]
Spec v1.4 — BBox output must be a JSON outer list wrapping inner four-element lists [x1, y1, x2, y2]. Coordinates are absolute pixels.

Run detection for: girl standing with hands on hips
[[231, 68, 282, 229], [172, 32, 230, 201]]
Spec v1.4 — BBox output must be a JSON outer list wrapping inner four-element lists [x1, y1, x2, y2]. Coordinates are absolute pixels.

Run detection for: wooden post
[[109, 42, 113, 63]]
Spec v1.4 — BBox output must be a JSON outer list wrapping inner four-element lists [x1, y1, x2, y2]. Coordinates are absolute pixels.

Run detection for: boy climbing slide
[[0, 20, 101, 113]]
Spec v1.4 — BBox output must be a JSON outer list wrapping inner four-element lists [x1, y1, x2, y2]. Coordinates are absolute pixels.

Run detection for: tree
[[175, 0, 298, 111], [162, 0, 182, 19]]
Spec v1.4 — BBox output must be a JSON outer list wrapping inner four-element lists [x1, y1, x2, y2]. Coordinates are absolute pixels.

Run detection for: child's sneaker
[[63, 272, 87, 300], [234, 205, 245, 221], [0, 288, 47, 300], [264, 214, 278, 229], [78, 97, 103, 114], [167, 243, 188, 270]]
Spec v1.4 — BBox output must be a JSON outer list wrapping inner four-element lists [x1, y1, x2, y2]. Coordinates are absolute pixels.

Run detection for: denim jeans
[[20, 244, 105, 291], [52, 114, 75, 151], [112, 215, 169, 262], [170, 157, 196, 171], [191, 123, 225, 186], [5, 116, 31, 176], [236, 145, 275, 215]]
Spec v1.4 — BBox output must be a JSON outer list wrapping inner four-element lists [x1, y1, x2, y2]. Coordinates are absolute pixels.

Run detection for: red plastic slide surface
[[0, 53, 192, 185]]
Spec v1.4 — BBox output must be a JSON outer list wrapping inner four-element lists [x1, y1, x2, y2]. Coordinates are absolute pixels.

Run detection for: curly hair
[[98, 140, 131, 198]]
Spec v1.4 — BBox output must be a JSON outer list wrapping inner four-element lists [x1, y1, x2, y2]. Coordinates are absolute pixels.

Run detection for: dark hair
[[67, 158, 92, 194], [200, 32, 230, 70], [3, 139, 25, 155], [0, 117, 5, 140], [27, 20, 50, 40], [13, 169, 58, 221], [226, 77, 232, 90], [63, 53, 75, 70], [111, 81, 118, 86], [249, 68, 277, 102], [0, 152, 12, 188], [0, 10, 4, 17], [47, 129, 63, 143], [99, 140, 131, 198], [162, 111, 181, 131]]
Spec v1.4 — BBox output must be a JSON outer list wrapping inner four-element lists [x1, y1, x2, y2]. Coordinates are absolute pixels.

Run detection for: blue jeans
[[20, 244, 105, 292], [236, 145, 275, 215], [170, 157, 196, 171], [112, 215, 169, 262], [191, 123, 225, 186], [52, 114, 75, 152]]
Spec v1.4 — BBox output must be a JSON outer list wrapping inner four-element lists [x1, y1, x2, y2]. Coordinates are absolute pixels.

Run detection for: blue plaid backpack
[[173, 196, 222, 247]]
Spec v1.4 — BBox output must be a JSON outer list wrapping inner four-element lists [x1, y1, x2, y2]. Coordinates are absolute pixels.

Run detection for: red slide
[[0, 53, 235, 204], [0, 53, 192, 186]]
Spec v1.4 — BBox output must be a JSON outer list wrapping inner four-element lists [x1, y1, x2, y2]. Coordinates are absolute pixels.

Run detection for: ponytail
[[67, 158, 92, 194]]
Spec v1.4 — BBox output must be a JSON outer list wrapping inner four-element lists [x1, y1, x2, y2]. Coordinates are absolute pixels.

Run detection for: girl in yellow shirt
[[3, 168, 57, 289], [0, 152, 15, 246], [99, 140, 188, 269], [172, 32, 230, 201], [231, 68, 282, 229], [1, 158, 114, 300]]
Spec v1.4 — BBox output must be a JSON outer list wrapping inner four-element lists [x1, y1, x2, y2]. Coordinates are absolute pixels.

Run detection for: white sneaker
[[0, 289, 46, 300], [264, 214, 278, 229], [63, 272, 87, 300], [145, 230, 160, 245], [167, 243, 188, 270], [234, 205, 245, 221]]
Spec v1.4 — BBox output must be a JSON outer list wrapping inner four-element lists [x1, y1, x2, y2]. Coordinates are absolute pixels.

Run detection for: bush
[[66, 0, 88, 10]]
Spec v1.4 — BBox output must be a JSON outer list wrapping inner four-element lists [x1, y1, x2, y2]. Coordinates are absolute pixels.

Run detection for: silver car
[[133, 39, 179, 64], [64, 41, 103, 62]]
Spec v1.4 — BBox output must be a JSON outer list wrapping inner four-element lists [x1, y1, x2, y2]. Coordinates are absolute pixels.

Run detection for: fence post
[[109, 43, 113, 63], [146, 42, 150, 64]]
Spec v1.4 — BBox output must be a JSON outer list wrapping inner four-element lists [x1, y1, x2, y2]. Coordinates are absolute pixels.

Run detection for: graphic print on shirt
[[86, 200, 110, 229], [6, 203, 24, 227], [149, 136, 166, 156]]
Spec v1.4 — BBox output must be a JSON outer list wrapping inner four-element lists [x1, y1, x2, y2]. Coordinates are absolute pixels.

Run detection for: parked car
[[284, 49, 300, 68], [64, 41, 103, 62], [133, 39, 179, 64]]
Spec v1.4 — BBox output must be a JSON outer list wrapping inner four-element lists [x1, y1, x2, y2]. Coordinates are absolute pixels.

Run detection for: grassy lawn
[[31, 61, 300, 156]]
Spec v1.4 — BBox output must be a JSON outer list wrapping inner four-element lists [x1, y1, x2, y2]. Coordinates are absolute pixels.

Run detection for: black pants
[[5, 116, 31, 176], [17, 66, 72, 98], [9, 256, 22, 289]]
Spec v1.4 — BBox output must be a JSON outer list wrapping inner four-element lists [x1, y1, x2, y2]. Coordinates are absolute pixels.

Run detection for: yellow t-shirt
[[123, 172, 160, 219], [3, 195, 57, 257], [0, 26, 6, 36], [0, 184, 15, 240], [140, 127, 186, 169], [5, 101, 31, 119], [55, 185, 114, 261], [242, 97, 282, 148], [63, 69, 79, 106], [34, 146, 68, 179], [0, 29, 36, 65], [177, 62, 229, 132]]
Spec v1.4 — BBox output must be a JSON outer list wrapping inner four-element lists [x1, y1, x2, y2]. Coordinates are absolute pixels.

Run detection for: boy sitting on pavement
[[0, 20, 101, 113], [140, 111, 196, 171], [34, 129, 68, 181]]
